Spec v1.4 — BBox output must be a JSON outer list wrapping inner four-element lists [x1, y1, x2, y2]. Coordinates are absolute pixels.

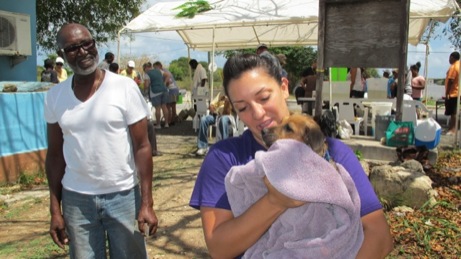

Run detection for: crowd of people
[[43, 21, 460, 258]]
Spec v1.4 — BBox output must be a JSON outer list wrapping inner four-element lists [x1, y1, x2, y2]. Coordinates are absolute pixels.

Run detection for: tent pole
[[211, 27, 215, 100], [456, 51, 461, 147], [117, 29, 123, 65], [423, 43, 429, 101], [423, 19, 434, 102], [188, 47, 191, 83], [329, 68, 333, 109]]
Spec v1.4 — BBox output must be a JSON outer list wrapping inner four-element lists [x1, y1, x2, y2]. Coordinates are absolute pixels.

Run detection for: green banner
[[330, 67, 348, 82]]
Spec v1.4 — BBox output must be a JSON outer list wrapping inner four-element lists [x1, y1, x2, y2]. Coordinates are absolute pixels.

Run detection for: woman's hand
[[263, 176, 306, 209]]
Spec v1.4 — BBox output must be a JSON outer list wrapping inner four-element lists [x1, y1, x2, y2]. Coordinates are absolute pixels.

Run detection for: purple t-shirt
[[189, 130, 382, 217]]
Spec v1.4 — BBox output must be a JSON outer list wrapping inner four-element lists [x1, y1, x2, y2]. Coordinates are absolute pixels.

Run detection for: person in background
[[189, 59, 208, 111], [153, 61, 179, 125], [145, 62, 169, 129], [41, 58, 59, 83], [121, 60, 142, 87], [444, 51, 460, 135], [44, 23, 157, 258], [55, 57, 68, 82], [189, 53, 393, 258], [256, 43, 269, 55], [349, 67, 365, 98], [98, 52, 114, 70], [189, 59, 208, 93], [141, 62, 153, 97], [388, 69, 398, 98], [410, 62, 426, 101], [297, 67, 317, 114], [383, 70, 390, 79], [109, 62, 119, 74], [195, 93, 234, 156]]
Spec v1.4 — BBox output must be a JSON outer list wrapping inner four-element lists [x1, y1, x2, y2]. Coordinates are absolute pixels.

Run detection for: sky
[[38, 0, 459, 80]]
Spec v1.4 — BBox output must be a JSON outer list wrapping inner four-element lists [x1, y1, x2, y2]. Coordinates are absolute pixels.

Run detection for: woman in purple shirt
[[190, 53, 393, 258]]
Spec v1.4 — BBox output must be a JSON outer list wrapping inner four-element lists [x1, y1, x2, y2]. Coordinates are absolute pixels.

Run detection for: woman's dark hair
[[222, 53, 282, 97], [410, 61, 421, 72]]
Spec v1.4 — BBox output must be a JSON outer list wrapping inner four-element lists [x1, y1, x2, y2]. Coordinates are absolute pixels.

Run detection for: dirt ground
[[0, 120, 210, 259], [1, 116, 460, 258]]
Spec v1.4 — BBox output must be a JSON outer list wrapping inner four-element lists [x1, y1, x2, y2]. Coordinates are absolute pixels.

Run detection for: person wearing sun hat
[[54, 57, 68, 82], [121, 60, 142, 86]]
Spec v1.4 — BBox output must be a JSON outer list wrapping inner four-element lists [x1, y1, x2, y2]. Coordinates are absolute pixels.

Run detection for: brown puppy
[[262, 113, 328, 158]]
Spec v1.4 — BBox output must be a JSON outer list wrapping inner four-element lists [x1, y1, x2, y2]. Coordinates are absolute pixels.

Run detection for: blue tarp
[[0, 82, 50, 156]]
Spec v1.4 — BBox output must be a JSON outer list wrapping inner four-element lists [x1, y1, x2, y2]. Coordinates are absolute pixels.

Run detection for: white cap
[[56, 57, 64, 64], [128, 60, 135, 68]]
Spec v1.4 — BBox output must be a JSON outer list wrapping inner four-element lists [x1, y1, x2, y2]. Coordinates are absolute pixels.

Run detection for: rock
[[360, 160, 370, 177], [392, 206, 414, 216], [400, 159, 425, 174], [370, 164, 437, 209], [2, 84, 18, 92]]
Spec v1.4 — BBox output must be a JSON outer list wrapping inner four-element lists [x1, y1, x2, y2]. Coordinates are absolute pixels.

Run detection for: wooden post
[[315, 0, 326, 118], [395, 0, 410, 122]]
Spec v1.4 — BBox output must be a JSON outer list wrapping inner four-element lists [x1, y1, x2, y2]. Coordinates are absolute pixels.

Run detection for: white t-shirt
[[44, 71, 150, 195], [192, 64, 208, 91], [351, 68, 363, 92]]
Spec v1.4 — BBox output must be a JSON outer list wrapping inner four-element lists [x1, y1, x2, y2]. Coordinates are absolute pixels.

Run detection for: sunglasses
[[56, 63, 63, 66], [60, 39, 96, 54]]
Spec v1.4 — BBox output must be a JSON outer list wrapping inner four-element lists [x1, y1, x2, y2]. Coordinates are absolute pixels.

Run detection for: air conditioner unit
[[0, 10, 32, 56]]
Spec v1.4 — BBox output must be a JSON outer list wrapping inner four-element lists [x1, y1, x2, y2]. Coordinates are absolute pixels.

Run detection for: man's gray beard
[[68, 53, 100, 75]]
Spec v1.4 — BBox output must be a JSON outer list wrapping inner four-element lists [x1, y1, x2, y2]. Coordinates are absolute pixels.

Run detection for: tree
[[221, 46, 318, 91], [169, 57, 192, 81], [446, 2, 461, 49], [36, 0, 144, 52]]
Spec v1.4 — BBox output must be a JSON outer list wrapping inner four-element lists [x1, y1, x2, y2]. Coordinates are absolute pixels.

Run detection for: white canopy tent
[[120, 0, 459, 52], [120, 0, 459, 99], [121, 0, 460, 143]]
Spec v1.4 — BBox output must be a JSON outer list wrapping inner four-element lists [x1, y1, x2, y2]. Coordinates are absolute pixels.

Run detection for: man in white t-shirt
[[189, 59, 208, 111], [44, 23, 158, 258], [189, 59, 208, 91]]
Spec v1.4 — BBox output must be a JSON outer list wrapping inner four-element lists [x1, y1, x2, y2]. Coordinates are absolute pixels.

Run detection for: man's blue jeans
[[197, 115, 232, 149], [62, 185, 147, 259]]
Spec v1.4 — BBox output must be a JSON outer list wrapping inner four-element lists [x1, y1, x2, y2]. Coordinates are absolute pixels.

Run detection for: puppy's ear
[[303, 127, 311, 146]]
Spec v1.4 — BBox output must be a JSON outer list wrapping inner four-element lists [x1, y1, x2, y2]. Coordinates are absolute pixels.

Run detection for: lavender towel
[[225, 139, 364, 259]]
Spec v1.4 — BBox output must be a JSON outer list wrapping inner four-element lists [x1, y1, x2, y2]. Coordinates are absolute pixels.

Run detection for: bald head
[[57, 23, 91, 49]]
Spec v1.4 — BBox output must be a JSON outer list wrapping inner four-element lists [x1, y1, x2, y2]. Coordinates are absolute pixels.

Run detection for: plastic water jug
[[414, 118, 441, 149]]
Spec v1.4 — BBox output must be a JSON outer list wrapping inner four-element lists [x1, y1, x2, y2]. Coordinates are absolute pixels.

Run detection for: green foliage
[[445, 3, 461, 49], [354, 150, 363, 161], [169, 57, 192, 81], [221, 46, 318, 91], [173, 0, 213, 18], [36, 0, 144, 51], [16, 171, 47, 188], [167, 57, 220, 91], [365, 68, 380, 78]]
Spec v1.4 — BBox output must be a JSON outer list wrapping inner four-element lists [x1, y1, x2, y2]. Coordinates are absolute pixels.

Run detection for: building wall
[[0, 1, 37, 81]]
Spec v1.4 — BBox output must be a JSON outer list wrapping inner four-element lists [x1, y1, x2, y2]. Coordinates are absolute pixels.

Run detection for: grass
[[0, 235, 67, 259]]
